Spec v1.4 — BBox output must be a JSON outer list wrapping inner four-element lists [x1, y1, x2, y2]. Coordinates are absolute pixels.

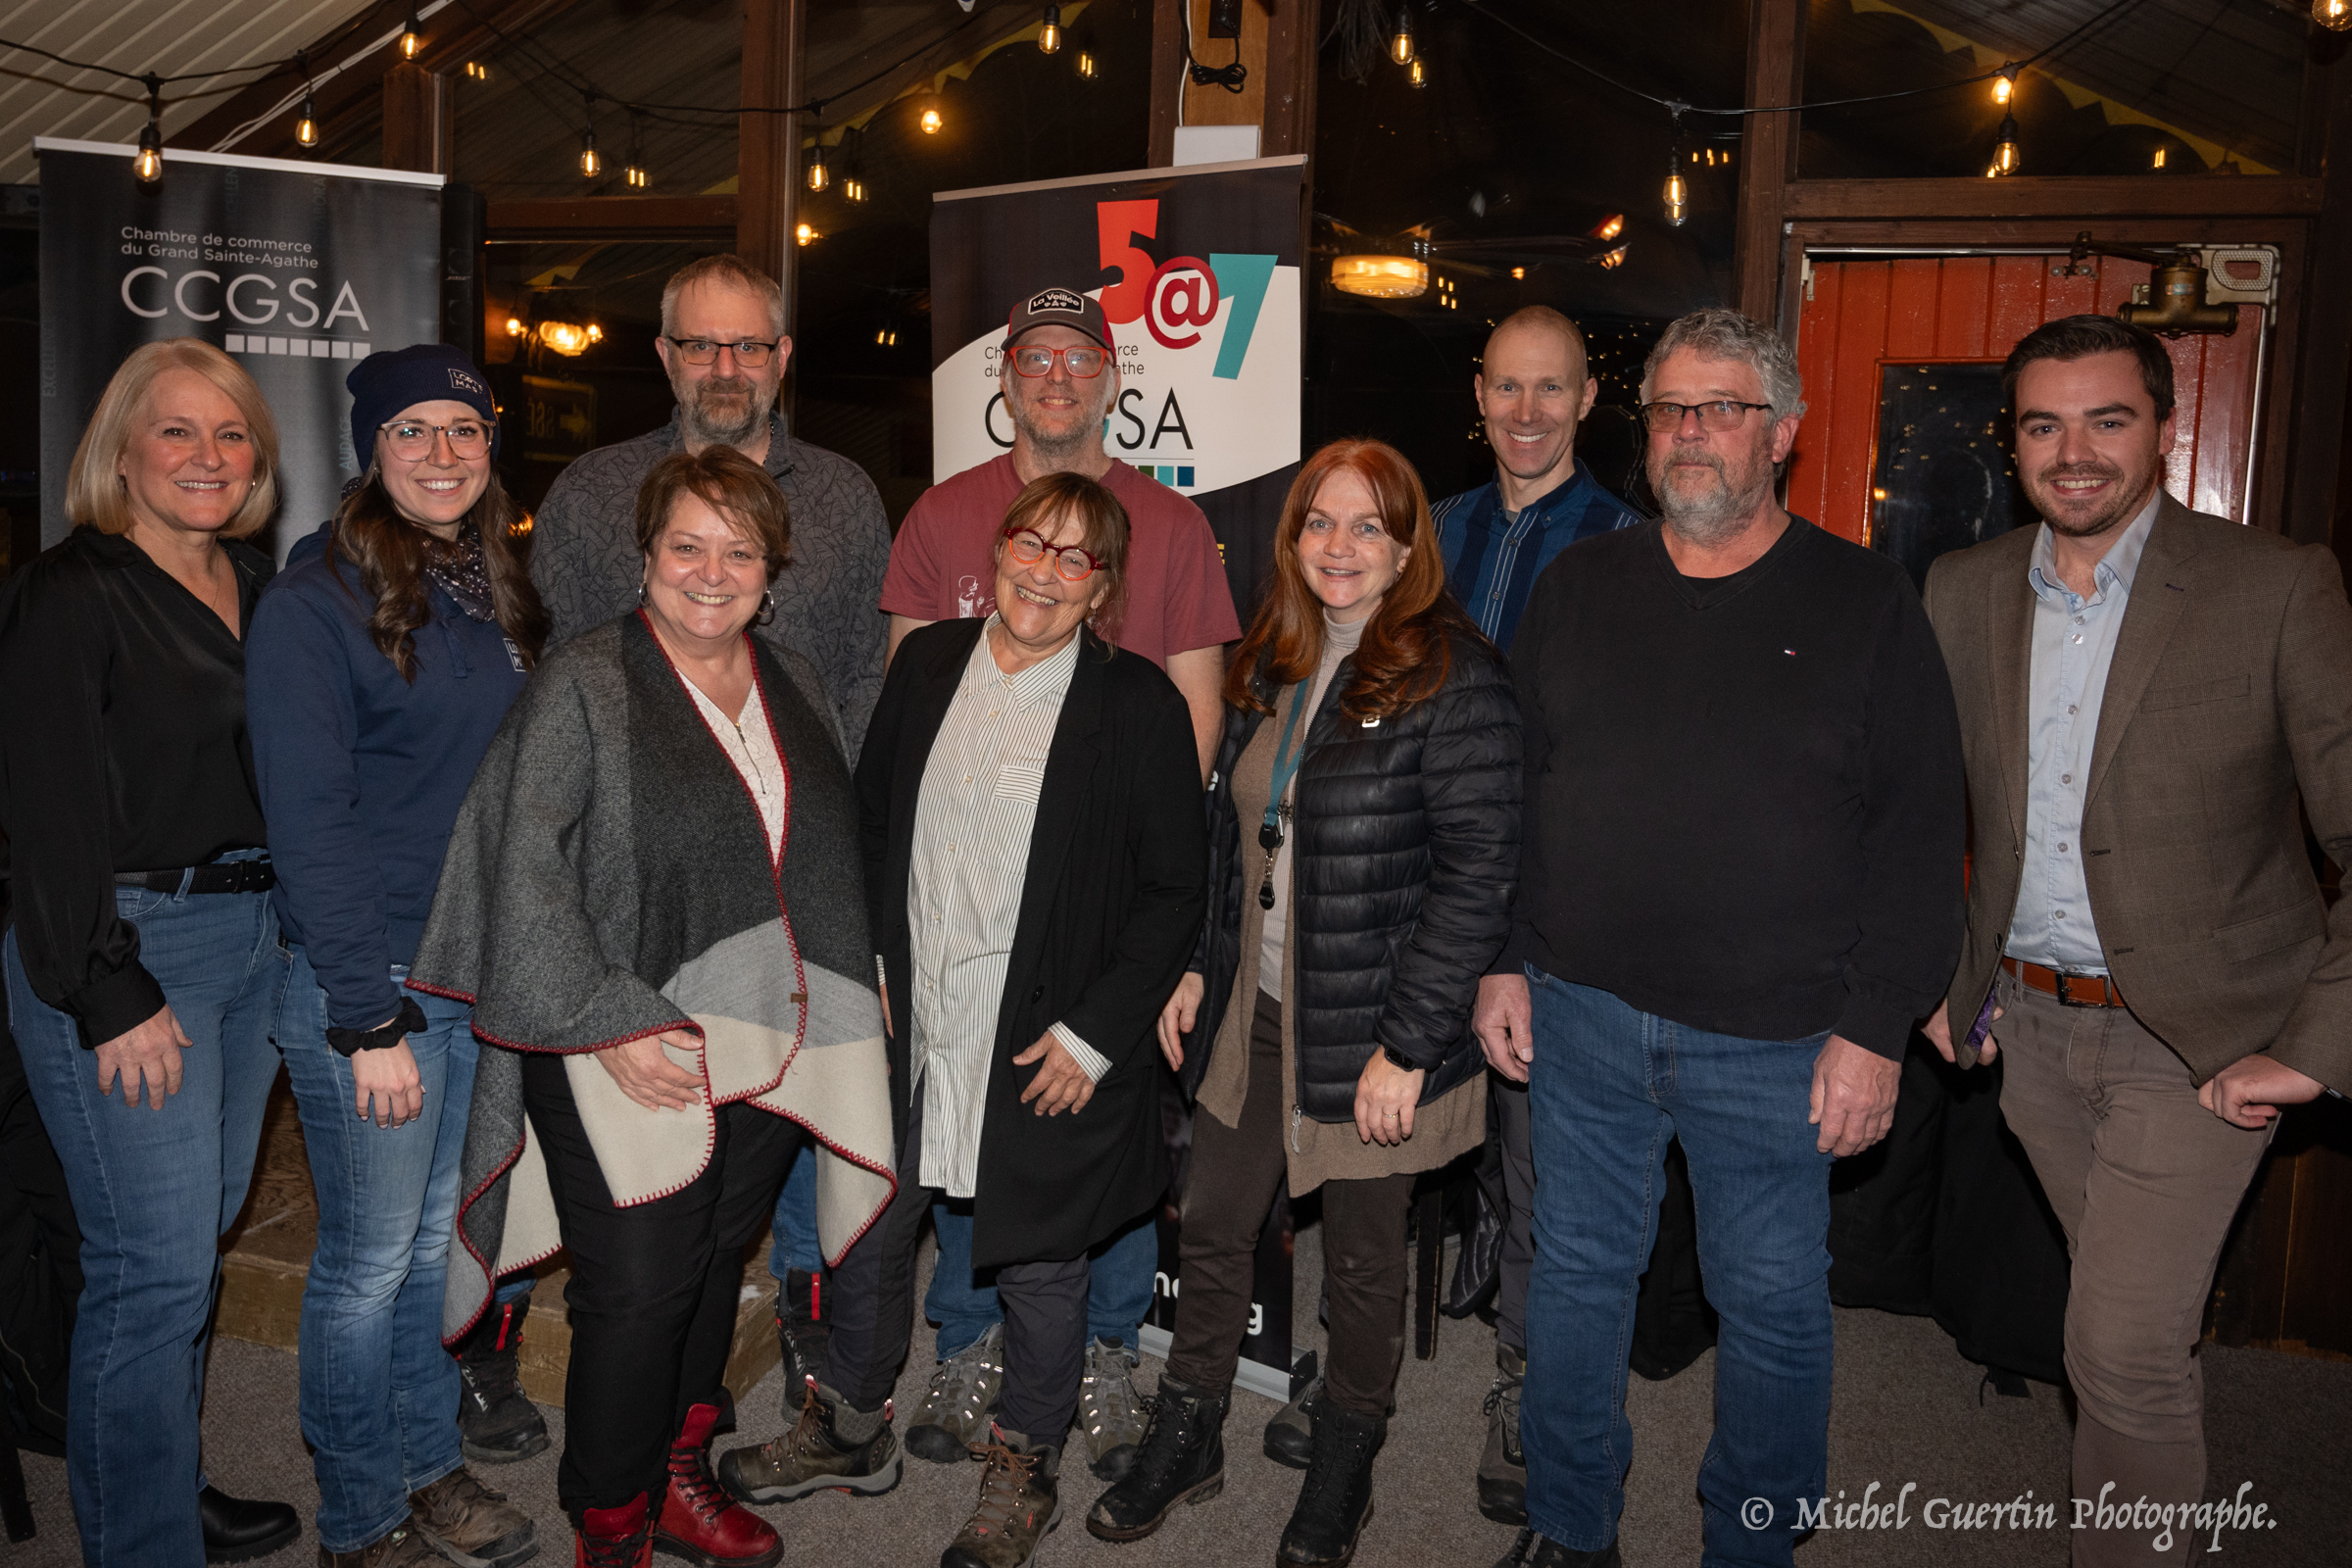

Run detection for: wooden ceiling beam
[[485, 195, 738, 239], [1784, 175, 2326, 221]]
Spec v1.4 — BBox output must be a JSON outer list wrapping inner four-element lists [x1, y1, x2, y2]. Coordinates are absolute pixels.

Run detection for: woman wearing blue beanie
[[247, 343, 547, 1568]]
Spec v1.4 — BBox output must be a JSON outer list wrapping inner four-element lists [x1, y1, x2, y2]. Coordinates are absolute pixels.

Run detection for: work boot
[[1490, 1528, 1622, 1568], [717, 1377, 901, 1503], [1275, 1400, 1385, 1567], [574, 1494, 652, 1568], [653, 1401, 782, 1568], [199, 1484, 301, 1562], [457, 1298, 553, 1464], [318, 1516, 439, 1568], [775, 1269, 831, 1413], [1075, 1337, 1150, 1481], [905, 1322, 1005, 1464], [1085, 1374, 1228, 1543], [409, 1466, 538, 1568], [1261, 1373, 1323, 1471], [942, 1426, 1061, 1568], [1479, 1344, 1527, 1525]]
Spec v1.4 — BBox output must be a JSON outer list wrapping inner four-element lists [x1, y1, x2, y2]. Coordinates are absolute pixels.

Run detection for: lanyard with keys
[[1257, 680, 1314, 910]]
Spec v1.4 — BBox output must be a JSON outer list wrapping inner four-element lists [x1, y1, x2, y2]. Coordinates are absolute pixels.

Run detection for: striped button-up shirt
[[907, 619, 1108, 1196], [1434, 458, 1645, 652]]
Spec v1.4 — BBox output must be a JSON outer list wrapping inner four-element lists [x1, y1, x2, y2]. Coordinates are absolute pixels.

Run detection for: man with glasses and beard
[[874, 285, 1239, 1485], [481, 253, 893, 1466], [1485, 309, 1965, 1568], [1920, 316, 2349, 1568]]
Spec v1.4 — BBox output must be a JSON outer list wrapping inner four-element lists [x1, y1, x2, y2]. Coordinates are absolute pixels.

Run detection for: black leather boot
[[1084, 1375, 1228, 1543], [455, 1298, 552, 1464], [1275, 1400, 1384, 1567], [197, 1484, 300, 1563]]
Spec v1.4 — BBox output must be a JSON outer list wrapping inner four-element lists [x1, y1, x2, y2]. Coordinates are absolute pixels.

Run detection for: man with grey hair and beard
[[1483, 308, 1966, 1568]]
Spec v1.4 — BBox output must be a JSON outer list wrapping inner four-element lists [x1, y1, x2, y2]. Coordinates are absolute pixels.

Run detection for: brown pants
[[1992, 966, 2274, 1568], [1166, 990, 1412, 1417]]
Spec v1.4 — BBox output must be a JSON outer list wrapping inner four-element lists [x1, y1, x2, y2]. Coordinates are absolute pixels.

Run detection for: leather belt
[[114, 859, 276, 896], [2001, 956, 2125, 1008]]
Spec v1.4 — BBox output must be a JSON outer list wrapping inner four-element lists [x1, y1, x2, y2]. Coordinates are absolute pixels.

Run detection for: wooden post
[[1733, 0, 1804, 326], [1151, 0, 1313, 168], [738, 0, 806, 331], [381, 63, 454, 174], [2289, 36, 2352, 556]]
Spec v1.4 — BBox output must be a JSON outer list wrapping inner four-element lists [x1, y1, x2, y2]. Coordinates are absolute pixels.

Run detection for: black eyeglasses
[[1003, 525, 1102, 581], [663, 336, 782, 367], [1639, 400, 1775, 433]]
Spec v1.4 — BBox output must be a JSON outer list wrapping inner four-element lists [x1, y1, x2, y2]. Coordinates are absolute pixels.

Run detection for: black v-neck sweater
[[1498, 516, 1965, 1057]]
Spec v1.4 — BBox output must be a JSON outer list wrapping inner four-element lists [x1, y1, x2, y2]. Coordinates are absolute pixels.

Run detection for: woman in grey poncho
[[410, 446, 895, 1568]]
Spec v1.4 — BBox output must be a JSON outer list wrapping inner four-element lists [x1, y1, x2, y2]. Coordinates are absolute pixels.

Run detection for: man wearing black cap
[[874, 285, 1239, 1483]]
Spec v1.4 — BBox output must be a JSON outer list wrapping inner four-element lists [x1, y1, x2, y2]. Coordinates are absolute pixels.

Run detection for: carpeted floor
[[13, 1225, 2349, 1567]]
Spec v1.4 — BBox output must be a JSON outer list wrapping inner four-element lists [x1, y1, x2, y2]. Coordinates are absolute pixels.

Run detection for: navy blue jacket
[[247, 523, 528, 1030]]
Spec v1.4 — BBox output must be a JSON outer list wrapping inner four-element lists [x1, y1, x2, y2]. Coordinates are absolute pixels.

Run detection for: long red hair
[[1225, 438, 1483, 721]]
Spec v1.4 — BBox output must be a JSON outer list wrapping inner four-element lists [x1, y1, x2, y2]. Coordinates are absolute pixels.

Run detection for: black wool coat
[[1182, 625, 1522, 1121], [857, 619, 1207, 1268]]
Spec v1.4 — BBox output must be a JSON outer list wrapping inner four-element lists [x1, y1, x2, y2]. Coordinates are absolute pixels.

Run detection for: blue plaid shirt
[[1434, 459, 1646, 652]]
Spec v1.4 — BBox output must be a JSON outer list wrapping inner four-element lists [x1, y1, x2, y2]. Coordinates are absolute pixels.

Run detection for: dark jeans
[[826, 1083, 1091, 1442], [521, 1054, 807, 1516], [1522, 968, 1833, 1568], [1167, 991, 1411, 1418]]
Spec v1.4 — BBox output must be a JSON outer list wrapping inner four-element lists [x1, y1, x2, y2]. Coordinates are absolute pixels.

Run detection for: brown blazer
[[1923, 494, 2352, 1091]]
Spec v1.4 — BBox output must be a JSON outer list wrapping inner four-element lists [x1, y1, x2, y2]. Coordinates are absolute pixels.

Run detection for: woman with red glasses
[[720, 469, 1205, 1568]]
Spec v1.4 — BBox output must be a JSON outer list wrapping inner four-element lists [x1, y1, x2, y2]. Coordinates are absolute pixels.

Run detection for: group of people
[[0, 243, 2341, 1568]]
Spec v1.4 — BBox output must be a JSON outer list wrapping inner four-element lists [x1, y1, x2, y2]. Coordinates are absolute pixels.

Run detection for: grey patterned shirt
[[526, 411, 892, 757]]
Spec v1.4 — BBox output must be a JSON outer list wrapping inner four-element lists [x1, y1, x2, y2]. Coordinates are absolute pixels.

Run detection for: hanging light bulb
[[920, 104, 943, 134], [2152, 146, 2167, 170], [465, 61, 491, 81], [844, 175, 866, 203], [625, 160, 648, 188], [1663, 118, 1687, 226], [400, 8, 423, 59], [2315, 0, 2350, 29], [1077, 50, 1098, 77], [807, 140, 829, 192], [1039, 5, 1061, 54], [1992, 66, 2014, 105], [796, 221, 818, 246], [132, 79, 164, 183], [296, 92, 319, 148], [1991, 114, 2021, 175], [1391, 4, 1415, 65], [580, 129, 601, 178], [1408, 55, 1427, 87]]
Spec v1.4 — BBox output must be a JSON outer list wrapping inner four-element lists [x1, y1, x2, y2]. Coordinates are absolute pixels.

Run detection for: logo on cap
[[1026, 287, 1087, 316], [448, 368, 489, 397]]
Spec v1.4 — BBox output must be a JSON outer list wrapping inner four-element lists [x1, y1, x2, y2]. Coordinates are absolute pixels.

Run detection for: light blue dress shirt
[[2006, 494, 2162, 973]]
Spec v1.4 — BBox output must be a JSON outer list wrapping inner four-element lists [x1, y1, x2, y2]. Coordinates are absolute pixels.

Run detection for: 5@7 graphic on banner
[[35, 139, 443, 560], [930, 155, 1305, 617]]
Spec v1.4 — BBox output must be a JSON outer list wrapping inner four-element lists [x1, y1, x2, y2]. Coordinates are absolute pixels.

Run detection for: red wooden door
[[1788, 256, 2266, 558]]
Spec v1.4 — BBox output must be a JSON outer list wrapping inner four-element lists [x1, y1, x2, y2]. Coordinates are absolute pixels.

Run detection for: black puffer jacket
[[1180, 627, 1521, 1121]]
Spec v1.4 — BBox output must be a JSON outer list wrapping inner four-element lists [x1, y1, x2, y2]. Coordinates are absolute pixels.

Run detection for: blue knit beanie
[[347, 343, 500, 472]]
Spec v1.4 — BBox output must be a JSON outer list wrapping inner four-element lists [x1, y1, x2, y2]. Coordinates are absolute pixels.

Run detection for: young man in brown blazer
[[1920, 315, 2350, 1567]]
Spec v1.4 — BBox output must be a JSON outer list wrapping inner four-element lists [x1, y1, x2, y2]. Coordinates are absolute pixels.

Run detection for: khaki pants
[[1990, 966, 2274, 1568]]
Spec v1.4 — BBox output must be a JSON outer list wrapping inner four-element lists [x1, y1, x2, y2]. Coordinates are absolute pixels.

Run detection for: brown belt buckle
[[2053, 972, 2105, 1008]]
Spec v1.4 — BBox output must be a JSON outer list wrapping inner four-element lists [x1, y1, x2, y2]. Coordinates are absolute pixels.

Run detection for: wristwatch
[[1381, 1044, 1420, 1073]]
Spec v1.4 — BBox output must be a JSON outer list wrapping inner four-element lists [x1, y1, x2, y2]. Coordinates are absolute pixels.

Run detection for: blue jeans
[[1521, 969, 1835, 1568], [279, 950, 476, 1552], [5, 857, 285, 1568], [767, 1151, 822, 1281], [927, 1202, 1157, 1358]]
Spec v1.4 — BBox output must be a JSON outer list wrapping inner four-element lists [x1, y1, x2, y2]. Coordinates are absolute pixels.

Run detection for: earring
[[756, 590, 776, 626], [637, 580, 647, 606]]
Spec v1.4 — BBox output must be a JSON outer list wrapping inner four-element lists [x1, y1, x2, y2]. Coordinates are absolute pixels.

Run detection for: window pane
[[1798, 0, 2309, 178]]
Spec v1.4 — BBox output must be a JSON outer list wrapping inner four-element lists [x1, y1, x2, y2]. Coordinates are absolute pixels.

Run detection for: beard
[[1650, 440, 1773, 548], [2028, 459, 2150, 540], [1007, 382, 1113, 470], [676, 373, 773, 450]]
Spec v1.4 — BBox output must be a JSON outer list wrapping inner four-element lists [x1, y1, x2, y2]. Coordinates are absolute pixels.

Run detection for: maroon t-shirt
[[879, 455, 1241, 669]]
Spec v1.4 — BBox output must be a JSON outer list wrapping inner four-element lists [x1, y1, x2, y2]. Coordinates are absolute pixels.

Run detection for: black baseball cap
[[1004, 285, 1115, 353]]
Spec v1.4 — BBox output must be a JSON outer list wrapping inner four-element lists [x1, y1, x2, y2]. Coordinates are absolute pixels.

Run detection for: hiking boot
[[1262, 1374, 1323, 1471], [775, 1269, 831, 1413], [410, 1467, 538, 1568], [1479, 1344, 1527, 1525], [457, 1298, 553, 1464], [1490, 1529, 1622, 1568], [942, 1426, 1061, 1568], [717, 1378, 901, 1503], [905, 1322, 1004, 1464], [1275, 1399, 1385, 1567], [1085, 1374, 1227, 1543], [575, 1495, 652, 1568], [653, 1401, 781, 1568], [319, 1517, 439, 1568], [1076, 1337, 1150, 1482]]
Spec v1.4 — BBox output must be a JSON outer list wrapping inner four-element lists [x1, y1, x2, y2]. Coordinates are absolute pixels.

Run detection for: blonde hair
[[65, 339, 281, 538]]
